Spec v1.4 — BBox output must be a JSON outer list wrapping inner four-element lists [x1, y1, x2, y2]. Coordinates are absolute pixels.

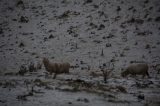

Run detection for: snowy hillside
[[0, 0, 160, 106]]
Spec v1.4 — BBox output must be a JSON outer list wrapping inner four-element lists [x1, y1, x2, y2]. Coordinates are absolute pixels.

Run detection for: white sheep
[[121, 63, 149, 78], [43, 58, 70, 78]]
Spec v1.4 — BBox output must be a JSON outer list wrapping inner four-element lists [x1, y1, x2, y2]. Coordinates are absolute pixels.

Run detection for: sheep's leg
[[146, 71, 150, 78], [53, 73, 57, 79], [158, 69, 160, 74], [131, 74, 136, 78], [142, 74, 145, 79], [103, 75, 107, 83], [66, 69, 69, 73], [45, 72, 50, 78]]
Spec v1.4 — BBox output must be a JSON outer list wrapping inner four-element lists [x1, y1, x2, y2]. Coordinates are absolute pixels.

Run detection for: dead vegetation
[[108, 99, 130, 104], [18, 65, 28, 76], [0, 80, 17, 89], [28, 62, 36, 72], [90, 71, 102, 77], [56, 78, 127, 96], [77, 97, 89, 103], [152, 64, 160, 74], [99, 62, 114, 83], [17, 84, 45, 101], [34, 79, 53, 90], [18, 61, 42, 75], [17, 91, 33, 101]]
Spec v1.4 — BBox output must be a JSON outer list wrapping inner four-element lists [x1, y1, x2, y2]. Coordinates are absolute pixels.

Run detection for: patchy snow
[[0, 0, 160, 106]]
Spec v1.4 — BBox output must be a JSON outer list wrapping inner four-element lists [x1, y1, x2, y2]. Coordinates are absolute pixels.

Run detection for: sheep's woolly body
[[57, 63, 70, 73], [121, 63, 149, 78], [43, 58, 70, 78]]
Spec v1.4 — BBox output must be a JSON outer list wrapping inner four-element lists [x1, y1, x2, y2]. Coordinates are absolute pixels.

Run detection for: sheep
[[121, 63, 149, 78], [43, 58, 70, 78], [57, 62, 70, 73]]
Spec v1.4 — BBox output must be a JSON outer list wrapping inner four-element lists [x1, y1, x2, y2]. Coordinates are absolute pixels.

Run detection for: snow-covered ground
[[0, 0, 160, 106]]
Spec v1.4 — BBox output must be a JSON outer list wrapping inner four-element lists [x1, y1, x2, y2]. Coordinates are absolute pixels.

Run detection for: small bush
[[18, 65, 28, 76]]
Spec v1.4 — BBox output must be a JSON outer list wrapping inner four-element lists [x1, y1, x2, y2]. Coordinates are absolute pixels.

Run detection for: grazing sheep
[[121, 63, 149, 78], [43, 58, 70, 78], [57, 62, 70, 73]]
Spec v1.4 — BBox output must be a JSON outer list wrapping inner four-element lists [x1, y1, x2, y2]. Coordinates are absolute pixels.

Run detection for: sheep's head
[[121, 70, 128, 77], [121, 72, 125, 77]]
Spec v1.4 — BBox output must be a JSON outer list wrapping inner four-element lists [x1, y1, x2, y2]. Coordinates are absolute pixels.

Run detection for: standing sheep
[[57, 62, 70, 73], [43, 58, 70, 78], [121, 63, 149, 78]]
